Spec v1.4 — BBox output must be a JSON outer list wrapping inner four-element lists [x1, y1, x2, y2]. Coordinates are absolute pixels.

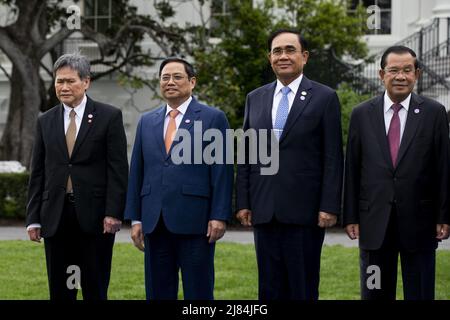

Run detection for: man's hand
[[28, 227, 41, 243], [207, 220, 226, 243], [436, 224, 450, 240], [345, 224, 360, 240], [317, 211, 337, 228], [236, 209, 252, 227], [103, 216, 122, 234], [131, 223, 145, 252]]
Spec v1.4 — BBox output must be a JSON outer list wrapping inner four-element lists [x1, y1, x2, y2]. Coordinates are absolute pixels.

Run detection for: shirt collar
[[384, 92, 411, 113], [165, 96, 192, 117], [275, 74, 303, 96], [63, 95, 87, 116]]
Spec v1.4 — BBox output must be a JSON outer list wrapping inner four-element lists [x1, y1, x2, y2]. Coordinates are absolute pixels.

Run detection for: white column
[[432, 0, 450, 45]]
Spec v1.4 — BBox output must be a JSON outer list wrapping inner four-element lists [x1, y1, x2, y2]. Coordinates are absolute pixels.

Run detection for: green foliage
[[193, 0, 274, 129], [0, 173, 29, 219], [336, 83, 370, 148], [192, 0, 368, 129]]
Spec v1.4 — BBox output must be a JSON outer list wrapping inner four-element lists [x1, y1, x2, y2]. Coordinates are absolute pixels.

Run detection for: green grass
[[0, 240, 449, 300]]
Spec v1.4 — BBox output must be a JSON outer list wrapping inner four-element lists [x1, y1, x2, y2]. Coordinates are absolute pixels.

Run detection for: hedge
[[0, 172, 29, 219]]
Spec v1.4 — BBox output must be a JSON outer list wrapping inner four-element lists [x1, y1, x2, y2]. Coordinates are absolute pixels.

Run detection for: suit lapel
[[369, 95, 393, 171], [71, 97, 95, 158], [167, 98, 201, 159], [395, 93, 422, 168], [153, 106, 166, 157], [280, 76, 313, 142], [262, 82, 276, 131], [56, 105, 69, 159]]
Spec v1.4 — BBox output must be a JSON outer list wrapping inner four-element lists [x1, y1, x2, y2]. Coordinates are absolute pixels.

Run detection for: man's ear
[[378, 69, 385, 82], [302, 50, 309, 64], [415, 68, 421, 81], [190, 76, 196, 89], [83, 76, 91, 90]]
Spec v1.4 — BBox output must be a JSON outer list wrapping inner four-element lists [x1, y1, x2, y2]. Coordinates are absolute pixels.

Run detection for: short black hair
[[267, 29, 308, 52], [159, 57, 196, 78], [380, 45, 419, 69]]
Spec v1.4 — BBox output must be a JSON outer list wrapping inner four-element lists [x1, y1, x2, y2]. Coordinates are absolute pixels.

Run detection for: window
[[84, 0, 113, 33], [349, 0, 391, 35], [210, 0, 230, 37]]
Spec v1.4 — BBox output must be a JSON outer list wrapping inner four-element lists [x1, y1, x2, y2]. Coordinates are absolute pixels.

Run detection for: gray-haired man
[[26, 53, 128, 300]]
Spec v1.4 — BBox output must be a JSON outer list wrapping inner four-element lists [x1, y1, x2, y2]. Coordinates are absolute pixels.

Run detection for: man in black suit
[[26, 53, 128, 300], [235, 29, 344, 300], [343, 45, 450, 300]]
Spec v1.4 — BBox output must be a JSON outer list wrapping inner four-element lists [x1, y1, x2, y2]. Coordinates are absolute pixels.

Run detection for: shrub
[[0, 172, 29, 219], [337, 82, 371, 149]]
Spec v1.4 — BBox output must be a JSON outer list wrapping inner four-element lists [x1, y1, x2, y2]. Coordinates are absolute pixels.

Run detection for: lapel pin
[[300, 96, 306, 101], [414, 109, 420, 114], [185, 119, 191, 124], [88, 114, 93, 119], [301, 91, 307, 96]]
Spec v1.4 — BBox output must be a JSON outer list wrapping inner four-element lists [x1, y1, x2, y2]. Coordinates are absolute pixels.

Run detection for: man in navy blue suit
[[124, 57, 233, 300], [236, 29, 344, 300]]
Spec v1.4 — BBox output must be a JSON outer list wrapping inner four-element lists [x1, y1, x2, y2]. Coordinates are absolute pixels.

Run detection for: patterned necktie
[[165, 109, 180, 153], [274, 86, 291, 140], [388, 103, 402, 167], [66, 109, 76, 193]]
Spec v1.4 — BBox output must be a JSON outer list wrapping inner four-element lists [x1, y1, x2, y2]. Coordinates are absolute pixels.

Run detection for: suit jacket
[[343, 93, 450, 251], [26, 96, 129, 238], [124, 97, 233, 235], [235, 76, 344, 226]]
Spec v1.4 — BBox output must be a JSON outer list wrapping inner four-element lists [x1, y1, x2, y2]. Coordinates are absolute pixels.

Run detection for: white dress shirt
[[163, 96, 191, 138], [131, 96, 192, 226], [383, 92, 411, 141], [27, 95, 88, 231], [272, 74, 303, 127], [63, 95, 87, 137]]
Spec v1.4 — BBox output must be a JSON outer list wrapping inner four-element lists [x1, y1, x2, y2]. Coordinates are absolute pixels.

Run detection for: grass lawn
[[0, 240, 448, 300]]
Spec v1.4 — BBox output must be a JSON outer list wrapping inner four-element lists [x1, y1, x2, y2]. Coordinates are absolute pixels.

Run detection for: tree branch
[[0, 28, 28, 77], [40, 61, 53, 78], [30, 1, 47, 45], [37, 27, 74, 59], [0, 62, 11, 81]]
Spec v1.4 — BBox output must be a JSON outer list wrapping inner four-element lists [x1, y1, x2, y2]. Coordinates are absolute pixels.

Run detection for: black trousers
[[360, 209, 436, 300], [43, 195, 115, 300], [253, 219, 325, 300]]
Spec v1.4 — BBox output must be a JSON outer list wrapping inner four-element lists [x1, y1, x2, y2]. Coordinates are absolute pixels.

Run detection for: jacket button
[[68, 164, 72, 167]]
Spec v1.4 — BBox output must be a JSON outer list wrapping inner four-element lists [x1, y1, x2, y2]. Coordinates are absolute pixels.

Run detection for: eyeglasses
[[160, 74, 188, 83], [384, 67, 416, 76], [270, 47, 299, 56]]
